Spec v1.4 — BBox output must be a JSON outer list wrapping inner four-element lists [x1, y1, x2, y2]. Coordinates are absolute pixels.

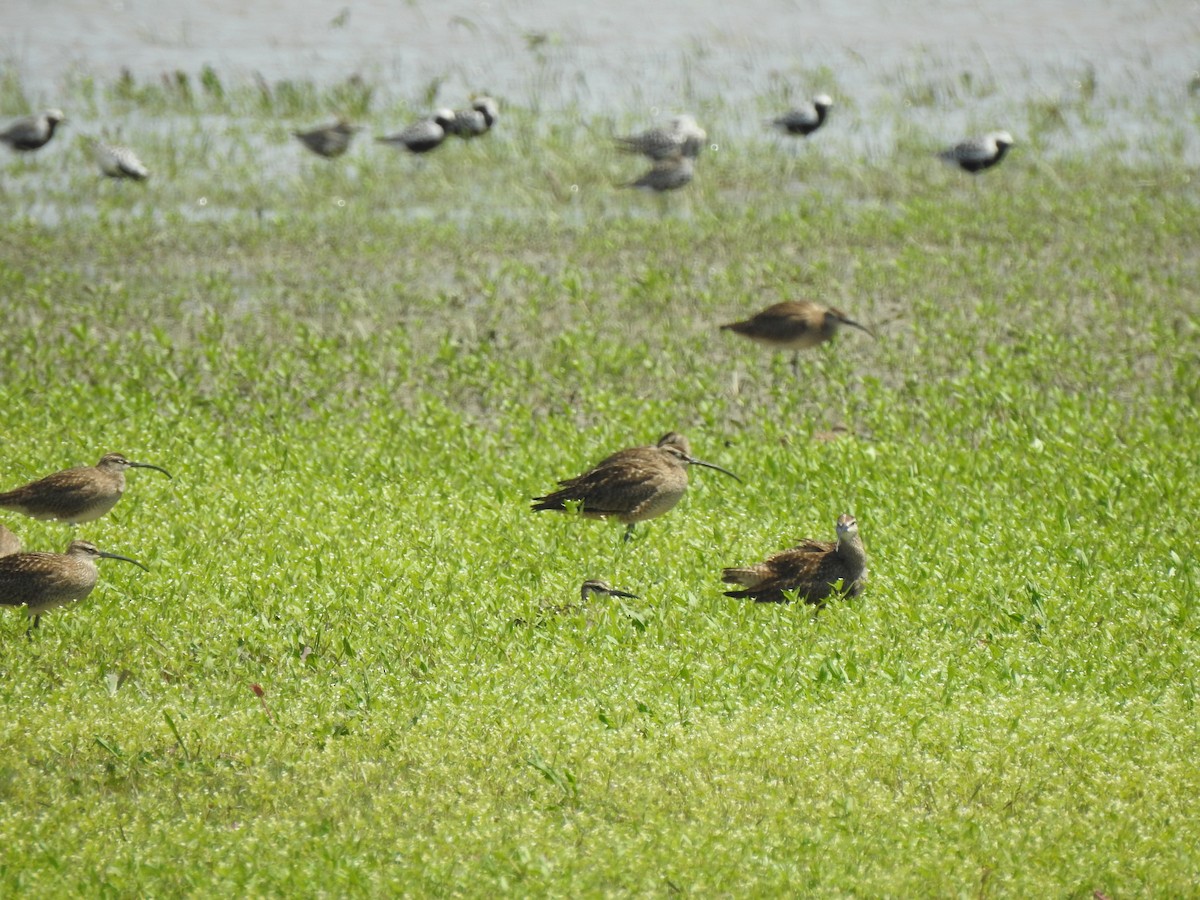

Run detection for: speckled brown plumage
[[0, 523, 20, 557], [293, 118, 361, 158], [532, 432, 740, 539], [0, 539, 147, 630], [721, 300, 873, 352], [723, 513, 867, 605], [0, 453, 172, 525]]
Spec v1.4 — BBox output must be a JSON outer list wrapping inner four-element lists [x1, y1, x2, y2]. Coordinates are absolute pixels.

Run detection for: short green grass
[[0, 65, 1199, 896]]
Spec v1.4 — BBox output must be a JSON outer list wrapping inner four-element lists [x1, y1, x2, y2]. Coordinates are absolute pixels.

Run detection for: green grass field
[[1, 68, 1199, 895]]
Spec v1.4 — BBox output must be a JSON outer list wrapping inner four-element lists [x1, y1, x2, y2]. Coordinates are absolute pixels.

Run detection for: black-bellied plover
[[447, 96, 500, 139], [376, 109, 456, 154], [624, 153, 694, 193], [722, 514, 867, 606], [90, 139, 150, 180], [293, 118, 361, 158], [0, 540, 148, 632], [532, 432, 740, 541], [0, 109, 66, 152], [615, 114, 706, 160], [939, 131, 1014, 173], [770, 95, 833, 137]]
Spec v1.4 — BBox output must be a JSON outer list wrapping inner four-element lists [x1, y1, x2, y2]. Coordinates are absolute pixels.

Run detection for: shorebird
[[722, 513, 867, 606], [624, 153, 694, 193], [580, 579, 639, 602], [90, 138, 150, 180], [0, 539, 147, 631], [770, 95, 833, 137], [376, 109, 456, 154], [293, 118, 361, 158], [0, 524, 20, 558], [0, 109, 66, 152], [939, 131, 1014, 173], [446, 96, 499, 138], [722, 300, 874, 371], [532, 432, 740, 540], [0, 453, 172, 525], [615, 114, 707, 160]]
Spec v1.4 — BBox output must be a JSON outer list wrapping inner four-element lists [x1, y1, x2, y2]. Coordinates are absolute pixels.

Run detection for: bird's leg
[[791, 352, 801, 377], [623, 523, 636, 543]]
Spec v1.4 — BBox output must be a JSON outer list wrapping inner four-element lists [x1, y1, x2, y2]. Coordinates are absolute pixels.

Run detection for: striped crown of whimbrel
[[376, 109, 457, 154], [615, 114, 707, 160], [770, 95, 833, 137], [624, 153, 694, 193], [722, 513, 867, 606], [0, 523, 20, 558], [90, 138, 150, 180], [580, 579, 639, 602], [722, 300, 874, 371], [0, 453, 172, 525], [532, 432, 740, 541], [939, 131, 1014, 173], [0, 109, 66, 152], [0, 539, 147, 631], [447, 96, 500, 138], [293, 118, 361, 158]]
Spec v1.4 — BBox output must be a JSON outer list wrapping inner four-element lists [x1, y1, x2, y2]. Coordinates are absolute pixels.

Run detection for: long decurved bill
[[130, 461, 173, 479], [686, 457, 742, 483], [98, 550, 150, 571], [836, 315, 875, 339]]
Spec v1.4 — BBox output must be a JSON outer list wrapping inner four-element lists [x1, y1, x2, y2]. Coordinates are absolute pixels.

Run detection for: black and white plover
[[293, 118, 361, 158], [939, 131, 1014, 173], [615, 114, 706, 160], [446, 96, 499, 139], [90, 139, 150, 180], [623, 153, 695, 192], [770, 94, 833, 137], [376, 109, 456, 154], [0, 109, 66, 152]]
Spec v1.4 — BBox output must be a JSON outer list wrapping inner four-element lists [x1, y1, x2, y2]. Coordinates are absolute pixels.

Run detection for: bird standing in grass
[[615, 114, 707, 160], [624, 152, 694, 193], [770, 95, 833, 138], [532, 432, 740, 541], [0, 539, 148, 632], [723, 513, 867, 605], [377, 109, 457, 154], [90, 138, 150, 180], [446, 97, 500, 139], [0, 453, 172, 525], [293, 118, 361, 158], [939, 131, 1014, 173], [721, 300, 874, 372], [0, 109, 66, 152]]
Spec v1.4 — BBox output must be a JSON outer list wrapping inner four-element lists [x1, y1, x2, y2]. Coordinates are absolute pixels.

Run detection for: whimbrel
[[722, 300, 873, 371], [0, 453, 172, 525], [532, 432, 740, 540], [770, 95, 833, 137], [722, 513, 867, 605], [624, 153, 694, 193], [580, 579, 639, 602], [447, 97, 499, 138], [294, 118, 361, 158], [90, 139, 149, 180], [0, 109, 66, 152], [376, 109, 456, 154], [939, 131, 1013, 173], [615, 114, 706, 160], [0, 539, 147, 631], [0, 524, 20, 558]]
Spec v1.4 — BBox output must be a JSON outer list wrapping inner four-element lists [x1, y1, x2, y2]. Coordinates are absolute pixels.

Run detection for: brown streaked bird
[[0, 453, 172, 525], [532, 432, 740, 541], [722, 513, 867, 606], [293, 118, 361, 158], [0, 539, 148, 631], [580, 579, 639, 602], [722, 300, 873, 371], [623, 152, 694, 193], [0, 523, 20, 557]]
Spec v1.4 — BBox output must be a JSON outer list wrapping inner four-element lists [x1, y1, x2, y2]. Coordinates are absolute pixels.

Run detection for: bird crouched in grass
[[624, 152, 694, 193], [532, 432, 741, 541], [939, 131, 1014, 173], [722, 513, 867, 606], [615, 114, 707, 160], [0, 453, 172, 525], [90, 138, 150, 180], [0, 109, 66, 152], [293, 118, 361, 158], [0, 540, 148, 632]]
